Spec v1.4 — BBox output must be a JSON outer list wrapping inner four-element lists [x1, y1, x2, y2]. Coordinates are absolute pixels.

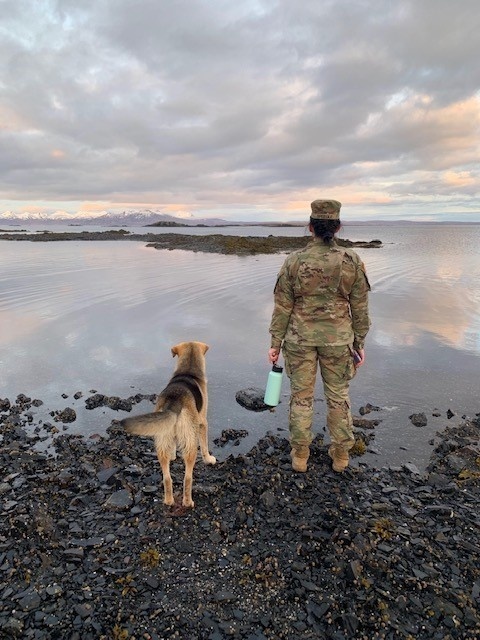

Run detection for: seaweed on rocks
[[213, 429, 249, 447], [0, 231, 383, 255]]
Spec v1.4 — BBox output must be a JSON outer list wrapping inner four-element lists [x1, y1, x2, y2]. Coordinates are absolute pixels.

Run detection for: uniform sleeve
[[269, 259, 295, 349], [350, 260, 371, 350]]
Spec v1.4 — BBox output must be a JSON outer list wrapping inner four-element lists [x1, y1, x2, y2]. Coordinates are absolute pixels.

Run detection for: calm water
[[1, 224, 479, 470]]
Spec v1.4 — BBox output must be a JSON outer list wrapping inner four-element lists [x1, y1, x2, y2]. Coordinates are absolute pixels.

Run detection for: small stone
[[359, 402, 381, 415], [342, 613, 360, 635], [346, 559, 362, 582], [426, 473, 448, 488], [213, 591, 236, 603], [445, 454, 466, 473], [145, 575, 159, 589], [260, 490, 275, 508], [63, 548, 85, 559], [54, 408, 76, 423], [74, 604, 93, 618], [103, 489, 133, 510], [1, 618, 24, 636], [142, 485, 158, 493], [307, 601, 330, 621], [106, 396, 133, 412], [96, 467, 118, 484], [409, 412, 427, 427], [18, 592, 41, 611], [424, 505, 454, 517], [85, 394, 107, 410], [403, 462, 421, 475]]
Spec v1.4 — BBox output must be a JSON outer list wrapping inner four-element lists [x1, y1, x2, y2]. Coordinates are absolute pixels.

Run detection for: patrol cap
[[310, 199, 342, 220]]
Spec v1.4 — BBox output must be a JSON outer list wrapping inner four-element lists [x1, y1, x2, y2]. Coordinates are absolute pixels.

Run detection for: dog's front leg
[[182, 450, 197, 508], [157, 450, 174, 506], [199, 422, 216, 465]]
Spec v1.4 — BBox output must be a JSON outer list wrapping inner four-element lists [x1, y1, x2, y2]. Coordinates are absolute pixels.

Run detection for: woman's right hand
[[354, 348, 365, 368], [268, 348, 280, 364]]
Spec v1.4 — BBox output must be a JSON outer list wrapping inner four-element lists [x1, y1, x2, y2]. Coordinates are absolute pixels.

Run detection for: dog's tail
[[120, 410, 177, 437]]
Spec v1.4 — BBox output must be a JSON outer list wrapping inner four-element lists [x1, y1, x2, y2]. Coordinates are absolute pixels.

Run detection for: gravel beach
[[1, 393, 479, 639]]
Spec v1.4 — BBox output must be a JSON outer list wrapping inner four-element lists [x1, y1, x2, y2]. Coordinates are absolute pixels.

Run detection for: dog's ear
[[192, 341, 209, 354], [171, 344, 180, 358]]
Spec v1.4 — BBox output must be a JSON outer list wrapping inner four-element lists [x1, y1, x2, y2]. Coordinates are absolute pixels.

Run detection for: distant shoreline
[[0, 230, 382, 254], [1, 219, 479, 229]]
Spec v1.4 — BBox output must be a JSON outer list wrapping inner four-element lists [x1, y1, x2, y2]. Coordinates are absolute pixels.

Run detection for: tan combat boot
[[291, 446, 309, 472], [328, 446, 349, 473]]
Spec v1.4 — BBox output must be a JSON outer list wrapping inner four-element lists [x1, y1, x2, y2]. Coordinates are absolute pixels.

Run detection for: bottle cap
[[272, 364, 283, 373]]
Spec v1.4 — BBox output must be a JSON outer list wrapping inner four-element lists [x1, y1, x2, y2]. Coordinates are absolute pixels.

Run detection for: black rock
[[235, 387, 271, 412], [54, 407, 77, 423], [103, 489, 133, 510], [85, 394, 107, 409], [214, 428, 249, 446], [359, 403, 381, 415], [106, 396, 133, 412], [409, 412, 428, 427], [96, 467, 119, 484]]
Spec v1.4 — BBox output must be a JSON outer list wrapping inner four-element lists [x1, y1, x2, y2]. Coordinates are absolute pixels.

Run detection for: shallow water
[[1, 223, 479, 470]]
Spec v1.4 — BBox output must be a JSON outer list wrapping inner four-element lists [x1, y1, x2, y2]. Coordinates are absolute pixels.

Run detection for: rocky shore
[[0, 231, 382, 255], [1, 393, 479, 639]]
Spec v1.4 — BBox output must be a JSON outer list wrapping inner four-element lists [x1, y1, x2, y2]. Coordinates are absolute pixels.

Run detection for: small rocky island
[[0, 230, 382, 255]]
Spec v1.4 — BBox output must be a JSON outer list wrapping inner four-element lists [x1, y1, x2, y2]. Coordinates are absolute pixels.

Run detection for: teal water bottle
[[264, 364, 283, 407]]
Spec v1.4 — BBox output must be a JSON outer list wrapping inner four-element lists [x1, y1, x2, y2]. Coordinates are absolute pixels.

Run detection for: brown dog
[[120, 341, 216, 507]]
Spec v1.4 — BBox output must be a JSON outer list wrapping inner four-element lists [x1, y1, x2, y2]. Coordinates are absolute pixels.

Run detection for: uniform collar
[[310, 237, 337, 249]]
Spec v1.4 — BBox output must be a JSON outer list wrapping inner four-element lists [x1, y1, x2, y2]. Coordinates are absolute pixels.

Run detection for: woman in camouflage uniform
[[268, 199, 370, 473]]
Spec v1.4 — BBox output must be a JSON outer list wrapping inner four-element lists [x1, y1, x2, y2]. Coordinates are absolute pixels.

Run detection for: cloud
[[0, 0, 479, 220]]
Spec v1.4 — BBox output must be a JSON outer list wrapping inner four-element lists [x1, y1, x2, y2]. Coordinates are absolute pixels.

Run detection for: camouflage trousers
[[282, 342, 356, 454]]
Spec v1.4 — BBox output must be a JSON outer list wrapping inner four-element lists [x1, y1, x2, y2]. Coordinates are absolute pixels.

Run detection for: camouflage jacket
[[269, 238, 371, 350]]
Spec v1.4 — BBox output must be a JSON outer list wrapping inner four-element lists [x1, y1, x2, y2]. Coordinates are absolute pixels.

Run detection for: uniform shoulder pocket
[[273, 274, 281, 293], [359, 261, 371, 291]]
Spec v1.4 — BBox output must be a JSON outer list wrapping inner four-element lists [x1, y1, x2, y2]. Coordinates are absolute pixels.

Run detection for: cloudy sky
[[1, 0, 479, 222]]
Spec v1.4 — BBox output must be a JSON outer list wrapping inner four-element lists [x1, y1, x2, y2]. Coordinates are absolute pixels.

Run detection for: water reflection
[[363, 228, 480, 355]]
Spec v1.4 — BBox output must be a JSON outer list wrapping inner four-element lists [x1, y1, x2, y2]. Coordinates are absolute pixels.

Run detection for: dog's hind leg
[[198, 422, 216, 465], [182, 449, 197, 508], [157, 451, 174, 506]]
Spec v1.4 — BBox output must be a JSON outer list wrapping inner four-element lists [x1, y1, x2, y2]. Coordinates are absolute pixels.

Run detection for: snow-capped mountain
[[0, 209, 232, 226]]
